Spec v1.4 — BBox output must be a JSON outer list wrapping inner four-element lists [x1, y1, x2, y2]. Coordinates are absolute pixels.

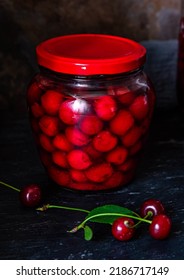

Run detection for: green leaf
[[84, 225, 93, 241], [85, 204, 138, 225]]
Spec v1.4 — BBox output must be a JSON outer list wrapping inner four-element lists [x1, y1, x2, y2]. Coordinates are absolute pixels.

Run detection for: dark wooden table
[[0, 106, 183, 260]]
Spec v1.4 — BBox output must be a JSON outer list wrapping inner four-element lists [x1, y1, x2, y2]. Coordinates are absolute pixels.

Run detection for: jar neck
[[37, 66, 145, 91], [39, 66, 143, 81]]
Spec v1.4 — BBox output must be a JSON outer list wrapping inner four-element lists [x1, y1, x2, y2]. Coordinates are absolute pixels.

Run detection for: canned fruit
[[52, 150, 69, 168], [67, 150, 92, 170], [103, 172, 123, 189], [110, 110, 134, 136], [79, 115, 103, 135], [41, 90, 63, 115], [93, 130, 118, 152], [130, 95, 149, 121], [26, 34, 156, 191], [85, 162, 113, 183], [118, 90, 135, 106], [122, 125, 142, 147], [39, 133, 55, 152], [106, 146, 128, 165], [53, 134, 72, 152], [28, 78, 154, 191], [70, 169, 87, 183], [27, 80, 42, 105], [59, 99, 91, 125], [31, 102, 45, 118], [94, 95, 117, 120], [48, 165, 70, 186], [39, 115, 60, 136], [66, 127, 90, 146]]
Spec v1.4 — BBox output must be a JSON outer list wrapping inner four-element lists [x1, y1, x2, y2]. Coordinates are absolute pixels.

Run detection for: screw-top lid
[[36, 34, 146, 75]]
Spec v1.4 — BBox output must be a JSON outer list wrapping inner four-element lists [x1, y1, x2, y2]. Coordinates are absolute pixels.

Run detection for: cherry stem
[[133, 212, 153, 228], [0, 180, 20, 192], [71, 212, 152, 232], [37, 204, 90, 214]]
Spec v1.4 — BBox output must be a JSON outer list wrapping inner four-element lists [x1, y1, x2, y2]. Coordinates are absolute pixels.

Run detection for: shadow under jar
[[27, 34, 155, 191]]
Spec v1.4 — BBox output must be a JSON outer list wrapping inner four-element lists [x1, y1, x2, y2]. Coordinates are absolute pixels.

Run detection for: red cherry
[[103, 171, 123, 189], [59, 99, 91, 125], [53, 133, 73, 152], [59, 100, 78, 125], [122, 125, 142, 147], [129, 140, 142, 156], [41, 90, 63, 115], [19, 184, 42, 207], [106, 146, 128, 165], [67, 150, 92, 170], [39, 133, 55, 152], [149, 214, 172, 240], [93, 130, 117, 152], [112, 217, 135, 241], [52, 150, 69, 168], [70, 169, 87, 182], [108, 84, 132, 98], [27, 81, 42, 105], [94, 95, 117, 120], [79, 115, 103, 135], [66, 127, 90, 146], [110, 110, 134, 136], [140, 199, 165, 218], [48, 165, 70, 186], [83, 143, 102, 159], [118, 158, 138, 173], [117, 90, 135, 106], [129, 95, 149, 121], [39, 115, 60, 136], [85, 162, 113, 183], [31, 102, 44, 118]]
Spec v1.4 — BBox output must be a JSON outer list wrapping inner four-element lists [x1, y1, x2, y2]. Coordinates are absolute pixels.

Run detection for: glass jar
[[27, 34, 155, 191]]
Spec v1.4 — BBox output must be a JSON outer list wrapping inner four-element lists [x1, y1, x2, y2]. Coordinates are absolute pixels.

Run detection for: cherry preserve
[[27, 34, 155, 191]]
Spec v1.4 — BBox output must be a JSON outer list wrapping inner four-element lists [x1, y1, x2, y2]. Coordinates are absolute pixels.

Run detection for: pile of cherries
[[1, 181, 171, 241], [112, 199, 171, 241], [27, 74, 155, 191]]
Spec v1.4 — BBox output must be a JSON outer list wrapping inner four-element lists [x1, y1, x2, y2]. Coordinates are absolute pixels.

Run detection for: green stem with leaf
[[71, 211, 152, 232]]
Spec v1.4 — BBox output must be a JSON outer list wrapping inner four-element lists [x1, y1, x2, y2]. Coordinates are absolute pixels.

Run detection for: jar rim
[[36, 34, 146, 75]]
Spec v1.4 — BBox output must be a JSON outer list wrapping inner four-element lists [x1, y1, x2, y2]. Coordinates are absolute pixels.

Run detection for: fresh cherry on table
[[0, 180, 172, 241], [149, 214, 172, 240], [19, 184, 42, 207], [111, 217, 135, 241], [140, 198, 165, 218]]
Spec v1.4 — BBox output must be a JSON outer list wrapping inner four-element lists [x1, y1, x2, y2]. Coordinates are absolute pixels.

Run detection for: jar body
[[27, 68, 155, 191]]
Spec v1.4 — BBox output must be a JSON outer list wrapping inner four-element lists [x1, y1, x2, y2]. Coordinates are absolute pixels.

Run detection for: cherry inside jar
[[27, 34, 155, 191]]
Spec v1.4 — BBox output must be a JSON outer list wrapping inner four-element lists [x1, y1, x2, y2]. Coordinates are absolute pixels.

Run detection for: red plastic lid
[[36, 34, 146, 75]]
